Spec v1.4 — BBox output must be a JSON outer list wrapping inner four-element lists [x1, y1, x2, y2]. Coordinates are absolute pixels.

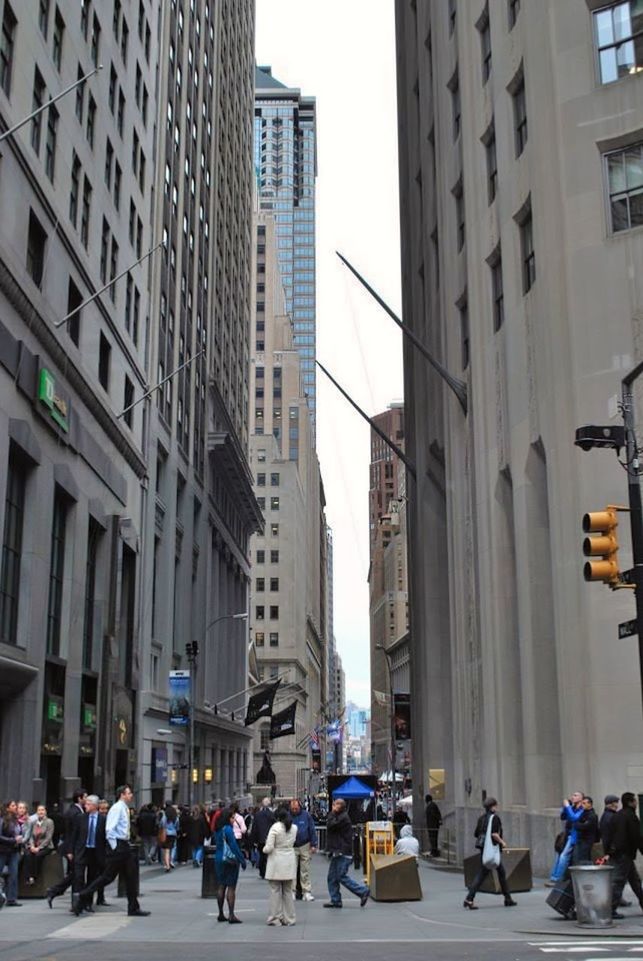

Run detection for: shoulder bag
[[482, 813, 501, 869], [222, 832, 237, 865]]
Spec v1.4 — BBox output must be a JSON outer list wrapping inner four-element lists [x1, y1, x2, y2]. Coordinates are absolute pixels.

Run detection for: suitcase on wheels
[[546, 878, 575, 919]]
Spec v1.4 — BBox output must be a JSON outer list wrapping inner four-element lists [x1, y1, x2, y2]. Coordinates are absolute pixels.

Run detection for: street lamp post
[[376, 644, 396, 816]]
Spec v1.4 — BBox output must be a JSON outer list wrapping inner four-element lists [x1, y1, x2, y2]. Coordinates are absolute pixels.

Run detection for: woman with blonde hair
[[263, 805, 298, 926]]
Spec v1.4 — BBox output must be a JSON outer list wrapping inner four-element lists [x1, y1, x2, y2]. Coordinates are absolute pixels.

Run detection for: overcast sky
[[255, 2, 404, 706]]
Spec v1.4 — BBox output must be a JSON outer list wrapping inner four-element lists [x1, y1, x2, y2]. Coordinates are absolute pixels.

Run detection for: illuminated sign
[[38, 368, 69, 432]]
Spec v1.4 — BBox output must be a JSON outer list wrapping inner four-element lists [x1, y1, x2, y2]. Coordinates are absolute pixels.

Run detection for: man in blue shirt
[[73, 785, 150, 917], [548, 791, 585, 884], [290, 799, 318, 901]]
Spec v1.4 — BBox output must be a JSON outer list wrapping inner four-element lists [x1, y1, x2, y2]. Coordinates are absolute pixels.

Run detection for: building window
[[114, 161, 121, 209], [75, 64, 85, 122], [269, 632, 279, 647], [270, 550, 279, 563], [123, 375, 134, 428], [256, 605, 265, 620], [80, 0, 89, 39], [270, 577, 279, 592], [448, 69, 460, 140], [594, 2, 643, 83], [269, 605, 279, 620], [270, 497, 280, 511], [508, 0, 520, 29], [31, 68, 46, 155], [270, 473, 280, 486], [271, 523, 279, 536], [109, 237, 118, 301], [44, 105, 59, 182], [257, 497, 265, 510], [520, 207, 535, 293], [26, 210, 47, 288], [605, 142, 643, 232], [46, 488, 67, 656], [0, 2, 16, 97], [453, 180, 465, 252], [52, 7, 65, 72], [458, 295, 469, 370], [82, 518, 100, 669], [81, 176, 91, 247], [91, 14, 101, 67], [67, 276, 82, 346], [69, 152, 81, 225], [117, 90, 125, 137], [39, 0, 50, 37], [257, 473, 266, 487], [100, 217, 109, 283], [479, 8, 491, 83], [490, 248, 504, 332], [256, 550, 265, 564], [512, 71, 528, 157], [256, 577, 265, 592], [483, 123, 497, 204], [0, 447, 26, 644], [255, 631, 265, 647], [109, 64, 116, 113], [86, 95, 96, 147], [105, 137, 113, 187], [98, 330, 111, 390], [260, 723, 270, 750]]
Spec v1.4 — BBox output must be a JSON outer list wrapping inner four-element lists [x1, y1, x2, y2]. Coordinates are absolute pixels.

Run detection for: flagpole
[[216, 671, 289, 710]]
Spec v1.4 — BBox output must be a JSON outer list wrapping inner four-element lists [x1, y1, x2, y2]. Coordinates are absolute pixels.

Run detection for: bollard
[[201, 845, 218, 898], [118, 843, 141, 899]]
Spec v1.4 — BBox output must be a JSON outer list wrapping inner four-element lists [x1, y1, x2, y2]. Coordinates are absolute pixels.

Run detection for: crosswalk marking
[[49, 916, 132, 939]]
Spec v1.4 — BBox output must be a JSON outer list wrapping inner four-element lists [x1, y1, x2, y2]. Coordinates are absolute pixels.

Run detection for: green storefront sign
[[47, 697, 64, 723], [38, 368, 69, 432], [82, 704, 97, 731]]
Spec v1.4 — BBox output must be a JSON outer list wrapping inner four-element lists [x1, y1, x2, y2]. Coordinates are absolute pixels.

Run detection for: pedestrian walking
[[72, 795, 107, 913], [546, 791, 584, 885], [606, 791, 643, 919], [45, 789, 87, 908], [424, 794, 442, 857], [599, 794, 631, 907], [323, 798, 370, 909], [463, 797, 517, 910], [136, 804, 158, 865], [188, 804, 209, 866], [249, 797, 275, 879], [158, 803, 178, 871], [214, 807, 246, 924], [73, 784, 149, 917], [290, 798, 317, 900], [22, 805, 54, 885], [264, 805, 297, 926], [0, 800, 25, 906]]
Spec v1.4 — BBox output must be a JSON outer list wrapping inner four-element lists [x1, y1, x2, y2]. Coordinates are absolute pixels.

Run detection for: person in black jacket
[[323, 798, 370, 908], [249, 798, 275, 879], [425, 794, 442, 857], [464, 798, 517, 910], [574, 796, 599, 864], [137, 804, 158, 865], [72, 796, 107, 913], [46, 789, 87, 909], [607, 792, 643, 918]]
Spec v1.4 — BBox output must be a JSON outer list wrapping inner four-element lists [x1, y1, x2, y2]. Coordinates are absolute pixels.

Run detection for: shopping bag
[[482, 813, 500, 869]]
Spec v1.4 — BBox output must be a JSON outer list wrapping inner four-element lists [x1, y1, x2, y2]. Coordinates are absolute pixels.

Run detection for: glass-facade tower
[[254, 66, 317, 432]]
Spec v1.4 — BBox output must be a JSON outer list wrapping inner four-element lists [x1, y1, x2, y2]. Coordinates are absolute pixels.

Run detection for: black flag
[[269, 701, 297, 739], [244, 680, 281, 726]]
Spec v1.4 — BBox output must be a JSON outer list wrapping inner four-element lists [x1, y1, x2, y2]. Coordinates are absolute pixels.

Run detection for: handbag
[[554, 830, 566, 854], [222, 835, 237, 865], [482, 813, 501, 869]]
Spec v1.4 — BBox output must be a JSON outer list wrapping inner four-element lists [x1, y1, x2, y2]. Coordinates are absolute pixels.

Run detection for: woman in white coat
[[263, 805, 298, 926]]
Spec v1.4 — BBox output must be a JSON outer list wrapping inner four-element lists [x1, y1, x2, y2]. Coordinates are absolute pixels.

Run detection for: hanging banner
[[393, 693, 411, 740], [270, 701, 297, 739], [169, 670, 191, 726], [244, 679, 281, 726], [327, 719, 342, 743]]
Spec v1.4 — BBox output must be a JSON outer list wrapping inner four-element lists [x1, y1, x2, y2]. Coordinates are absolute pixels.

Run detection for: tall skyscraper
[[397, 0, 643, 872], [0, 0, 160, 803], [248, 208, 328, 797], [140, 0, 261, 806], [254, 66, 317, 427]]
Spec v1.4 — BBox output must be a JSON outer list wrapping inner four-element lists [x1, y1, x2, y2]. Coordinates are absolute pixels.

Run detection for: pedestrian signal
[[582, 507, 620, 587]]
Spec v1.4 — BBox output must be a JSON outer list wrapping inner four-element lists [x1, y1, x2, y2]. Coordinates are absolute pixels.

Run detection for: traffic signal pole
[[622, 361, 643, 703]]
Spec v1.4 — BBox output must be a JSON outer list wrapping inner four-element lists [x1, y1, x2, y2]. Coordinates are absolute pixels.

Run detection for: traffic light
[[582, 507, 620, 587]]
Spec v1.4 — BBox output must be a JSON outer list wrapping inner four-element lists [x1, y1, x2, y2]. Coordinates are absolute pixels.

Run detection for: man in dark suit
[[73, 796, 107, 913], [46, 788, 87, 909]]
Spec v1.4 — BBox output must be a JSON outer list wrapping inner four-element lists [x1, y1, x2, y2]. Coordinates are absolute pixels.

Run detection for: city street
[[1, 857, 642, 961]]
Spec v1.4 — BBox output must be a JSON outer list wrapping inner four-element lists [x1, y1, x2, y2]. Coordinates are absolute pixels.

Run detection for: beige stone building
[[248, 210, 328, 798], [396, 0, 643, 871]]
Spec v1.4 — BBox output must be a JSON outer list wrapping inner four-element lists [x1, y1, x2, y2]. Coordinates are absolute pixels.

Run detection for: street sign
[[618, 618, 638, 639]]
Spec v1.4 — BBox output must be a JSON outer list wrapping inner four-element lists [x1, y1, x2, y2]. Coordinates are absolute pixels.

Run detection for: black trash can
[[202, 845, 218, 898], [118, 843, 141, 899]]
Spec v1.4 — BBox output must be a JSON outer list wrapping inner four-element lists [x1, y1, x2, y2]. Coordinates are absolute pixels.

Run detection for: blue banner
[[169, 670, 191, 726]]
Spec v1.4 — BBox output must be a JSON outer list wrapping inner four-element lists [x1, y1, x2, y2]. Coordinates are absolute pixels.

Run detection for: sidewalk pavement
[[1, 853, 641, 945]]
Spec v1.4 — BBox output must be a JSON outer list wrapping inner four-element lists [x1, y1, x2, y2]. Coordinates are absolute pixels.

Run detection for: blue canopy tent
[[331, 775, 376, 799]]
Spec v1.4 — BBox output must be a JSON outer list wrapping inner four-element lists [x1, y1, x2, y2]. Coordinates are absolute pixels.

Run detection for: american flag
[[309, 728, 320, 750]]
